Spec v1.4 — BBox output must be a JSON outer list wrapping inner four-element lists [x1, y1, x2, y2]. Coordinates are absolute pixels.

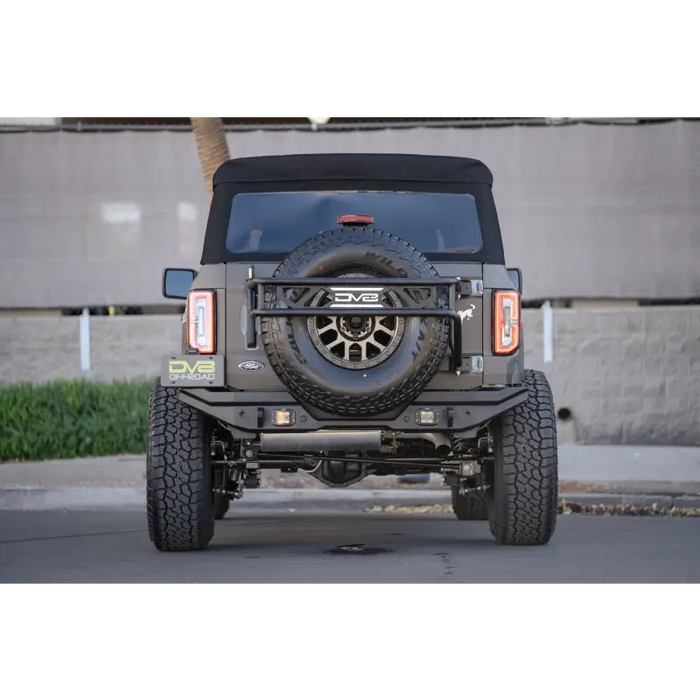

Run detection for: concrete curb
[[2, 486, 699, 511], [0, 486, 146, 510]]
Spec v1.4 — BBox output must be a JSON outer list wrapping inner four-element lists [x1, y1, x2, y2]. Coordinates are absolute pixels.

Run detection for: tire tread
[[488, 370, 558, 546], [452, 488, 489, 521], [261, 228, 449, 416], [146, 379, 214, 552]]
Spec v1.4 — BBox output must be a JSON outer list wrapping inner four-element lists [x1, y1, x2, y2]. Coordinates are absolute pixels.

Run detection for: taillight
[[494, 291, 520, 355], [187, 290, 215, 354]]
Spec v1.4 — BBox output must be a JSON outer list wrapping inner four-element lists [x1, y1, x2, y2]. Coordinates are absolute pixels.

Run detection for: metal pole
[[80, 308, 91, 372], [543, 301, 554, 364]]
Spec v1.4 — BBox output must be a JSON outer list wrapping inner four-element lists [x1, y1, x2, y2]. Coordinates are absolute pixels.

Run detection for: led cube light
[[416, 409, 440, 426], [272, 409, 295, 427]]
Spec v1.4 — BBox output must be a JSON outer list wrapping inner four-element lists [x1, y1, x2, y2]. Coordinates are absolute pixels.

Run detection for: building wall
[[521, 307, 700, 445], [2, 308, 698, 446], [1, 121, 699, 308]]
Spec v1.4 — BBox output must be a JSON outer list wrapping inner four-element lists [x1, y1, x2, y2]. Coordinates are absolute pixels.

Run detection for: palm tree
[[190, 118, 231, 199]]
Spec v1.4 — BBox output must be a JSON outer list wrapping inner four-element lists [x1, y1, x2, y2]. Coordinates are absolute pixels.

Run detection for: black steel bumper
[[179, 387, 528, 435]]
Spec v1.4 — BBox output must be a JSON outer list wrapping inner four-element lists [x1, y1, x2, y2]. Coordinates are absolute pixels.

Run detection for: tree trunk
[[190, 118, 230, 199]]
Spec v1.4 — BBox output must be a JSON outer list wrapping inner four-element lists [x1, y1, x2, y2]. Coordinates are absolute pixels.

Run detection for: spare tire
[[260, 227, 449, 416]]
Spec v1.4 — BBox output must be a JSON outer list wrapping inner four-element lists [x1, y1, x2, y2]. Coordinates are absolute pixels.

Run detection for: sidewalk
[[1, 445, 699, 510]]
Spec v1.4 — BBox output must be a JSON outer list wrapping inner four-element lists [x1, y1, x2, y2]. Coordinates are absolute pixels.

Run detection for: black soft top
[[202, 154, 504, 265], [213, 153, 494, 187]]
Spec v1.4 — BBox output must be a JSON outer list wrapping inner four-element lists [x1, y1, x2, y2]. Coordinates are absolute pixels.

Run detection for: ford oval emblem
[[238, 360, 265, 372]]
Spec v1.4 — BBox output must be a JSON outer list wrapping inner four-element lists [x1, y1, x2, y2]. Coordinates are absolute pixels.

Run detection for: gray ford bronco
[[148, 153, 558, 552]]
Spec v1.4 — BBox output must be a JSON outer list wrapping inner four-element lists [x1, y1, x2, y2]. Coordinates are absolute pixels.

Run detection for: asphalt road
[[1, 507, 699, 583]]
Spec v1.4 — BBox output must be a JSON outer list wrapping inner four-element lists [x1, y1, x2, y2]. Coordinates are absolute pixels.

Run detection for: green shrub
[[0, 380, 153, 462]]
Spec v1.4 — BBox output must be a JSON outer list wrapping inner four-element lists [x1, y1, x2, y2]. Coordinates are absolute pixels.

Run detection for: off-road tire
[[146, 379, 215, 552], [451, 488, 489, 521], [261, 227, 450, 416], [487, 370, 558, 546], [214, 495, 230, 520]]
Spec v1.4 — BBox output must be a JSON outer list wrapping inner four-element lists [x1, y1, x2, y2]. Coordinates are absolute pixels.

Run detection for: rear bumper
[[178, 386, 528, 435]]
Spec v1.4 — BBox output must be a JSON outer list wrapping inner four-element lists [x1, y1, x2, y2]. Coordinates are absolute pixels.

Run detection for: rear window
[[225, 191, 483, 257]]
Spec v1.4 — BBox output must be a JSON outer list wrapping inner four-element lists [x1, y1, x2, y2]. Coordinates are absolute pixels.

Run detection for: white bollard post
[[543, 300, 554, 364], [80, 307, 91, 372]]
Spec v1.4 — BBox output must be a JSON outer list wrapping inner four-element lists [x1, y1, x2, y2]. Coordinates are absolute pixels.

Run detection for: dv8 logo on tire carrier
[[329, 287, 385, 309]]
